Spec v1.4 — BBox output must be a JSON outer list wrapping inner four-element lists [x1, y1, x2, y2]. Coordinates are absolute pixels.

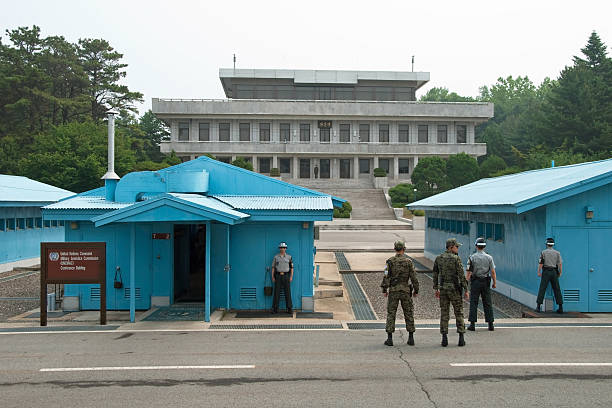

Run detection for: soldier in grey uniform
[[381, 241, 419, 347], [433, 238, 469, 347], [466, 237, 497, 332], [271, 242, 293, 314], [536, 237, 563, 313]]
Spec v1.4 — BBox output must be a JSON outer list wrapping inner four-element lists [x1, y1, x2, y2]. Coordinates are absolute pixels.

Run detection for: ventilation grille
[[598, 290, 612, 302], [563, 289, 580, 302], [240, 287, 257, 300], [90, 287, 100, 300], [124, 288, 142, 300]]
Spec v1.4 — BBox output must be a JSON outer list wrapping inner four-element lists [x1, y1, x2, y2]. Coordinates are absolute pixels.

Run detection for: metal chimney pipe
[[102, 109, 120, 201]]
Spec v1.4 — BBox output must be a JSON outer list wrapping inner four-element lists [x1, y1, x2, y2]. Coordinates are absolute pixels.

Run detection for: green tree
[[388, 183, 417, 206], [419, 87, 475, 102], [446, 153, 480, 188], [411, 157, 449, 197], [139, 110, 170, 161], [479, 155, 507, 178], [231, 157, 253, 171]]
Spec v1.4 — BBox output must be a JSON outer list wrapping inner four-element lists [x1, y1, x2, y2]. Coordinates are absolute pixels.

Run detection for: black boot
[[467, 322, 476, 331], [384, 332, 393, 346], [535, 304, 541, 313], [488, 322, 494, 331], [441, 333, 448, 347], [557, 305, 563, 314], [407, 332, 415, 346], [458, 333, 466, 347]]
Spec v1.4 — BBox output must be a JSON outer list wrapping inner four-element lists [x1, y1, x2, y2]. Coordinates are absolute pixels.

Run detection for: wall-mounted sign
[[40, 242, 106, 326], [152, 233, 171, 240], [318, 120, 332, 129]]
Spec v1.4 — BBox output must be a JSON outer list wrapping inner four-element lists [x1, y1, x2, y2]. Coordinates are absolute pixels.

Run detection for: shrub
[[231, 157, 253, 171], [412, 209, 425, 216], [373, 167, 387, 177], [389, 183, 417, 206], [270, 167, 280, 177], [333, 201, 352, 218]]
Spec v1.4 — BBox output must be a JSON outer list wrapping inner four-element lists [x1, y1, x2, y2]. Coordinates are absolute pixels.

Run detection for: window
[[219, 123, 230, 141], [0, 219, 4, 231], [418, 125, 428, 143], [278, 86, 294, 99], [17, 218, 25, 230], [396, 87, 414, 101], [359, 124, 370, 142], [299, 159, 310, 178], [51, 220, 58, 227], [375, 87, 392, 101], [26, 218, 34, 229], [296, 87, 314, 100], [7, 218, 15, 230], [437, 125, 448, 143], [355, 86, 374, 100], [235, 85, 255, 99], [339, 124, 350, 143], [399, 124, 410, 143], [399, 159, 410, 174], [477, 222, 485, 238], [429, 218, 469, 236], [317, 87, 332, 100], [299, 123, 310, 142], [457, 125, 467, 143], [280, 158, 291, 173], [198, 122, 210, 141], [320, 128, 330, 143], [378, 158, 390, 174], [239, 123, 250, 141], [59, 220, 65, 227], [280, 123, 291, 142], [335, 87, 354, 100], [494, 224, 505, 241], [258, 157, 271, 173], [44, 220, 50, 228], [359, 159, 370, 174], [257, 85, 275, 99], [178, 121, 190, 141], [379, 124, 389, 143], [259, 123, 270, 142]]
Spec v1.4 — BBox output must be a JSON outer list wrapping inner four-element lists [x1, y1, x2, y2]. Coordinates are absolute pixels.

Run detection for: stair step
[[318, 279, 342, 286], [314, 288, 344, 299]]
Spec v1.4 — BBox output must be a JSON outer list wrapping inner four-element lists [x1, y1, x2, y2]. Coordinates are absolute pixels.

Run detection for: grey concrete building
[[153, 69, 493, 187]]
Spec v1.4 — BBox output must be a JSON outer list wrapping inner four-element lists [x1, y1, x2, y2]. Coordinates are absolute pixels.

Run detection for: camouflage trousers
[[385, 291, 415, 333], [439, 290, 465, 334]]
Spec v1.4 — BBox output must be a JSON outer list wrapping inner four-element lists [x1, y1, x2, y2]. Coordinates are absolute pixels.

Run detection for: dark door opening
[[320, 159, 330, 178], [340, 159, 351, 178], [173, 224, 206, 303]]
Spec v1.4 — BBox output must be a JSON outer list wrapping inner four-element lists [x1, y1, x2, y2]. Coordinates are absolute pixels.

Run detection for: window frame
[[218, 123, 231, 141], [198, 122, 210, 141], [239, 123, 251, 142], [259, 123, 271, 142], [378, 124, 389, 143], [417, 125, 428, 144], [178, 121, 190, 141]]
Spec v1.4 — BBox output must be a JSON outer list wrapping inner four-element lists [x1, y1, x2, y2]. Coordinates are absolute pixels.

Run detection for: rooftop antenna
[[233, 53, 236, 71], [412, 56, 415, 72]]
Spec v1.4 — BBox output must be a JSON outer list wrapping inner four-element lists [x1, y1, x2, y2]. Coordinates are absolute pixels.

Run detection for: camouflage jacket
[[432, 250, 468, 293], [381, 254, 419, 294]]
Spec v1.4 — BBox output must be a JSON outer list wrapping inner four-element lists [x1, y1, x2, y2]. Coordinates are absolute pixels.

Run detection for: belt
[[472, 276, 489, 281], [276, 272, 287, 275]]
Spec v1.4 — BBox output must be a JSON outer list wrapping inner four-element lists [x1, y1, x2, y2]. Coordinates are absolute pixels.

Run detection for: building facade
[[0, 175, 74, 272], [154, 69, 493, 187], [409, 159, 612, 312]]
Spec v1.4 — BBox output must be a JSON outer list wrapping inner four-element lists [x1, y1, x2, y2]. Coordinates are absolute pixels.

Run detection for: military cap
[[278, 242, 288, 248], [446, 238, 462, 248], [545, 237, 555, 246], [394, 240, 406, 251], [475, 237, 487, 247]]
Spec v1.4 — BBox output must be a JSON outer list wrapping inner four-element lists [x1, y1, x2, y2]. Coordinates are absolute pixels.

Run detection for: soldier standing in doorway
[[271, 242, 293, 314], [466, 237, 497, 332], [381, 241, 419, 346], [433, 238, 469, 347], [536, 237, 563, 313]]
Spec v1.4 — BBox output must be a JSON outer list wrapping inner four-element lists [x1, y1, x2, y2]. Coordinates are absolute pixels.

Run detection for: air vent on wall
[[563, 289, 580, 302], [598, 290, 612, 302], [90, 287, 100, 300], [240, 287, 256, 300], [124, 288, 142, 300]]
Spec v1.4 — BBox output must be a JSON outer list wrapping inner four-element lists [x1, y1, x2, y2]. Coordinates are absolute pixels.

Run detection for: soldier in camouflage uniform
[[381, 241, 419, 347], [433, 238, 469, 347]]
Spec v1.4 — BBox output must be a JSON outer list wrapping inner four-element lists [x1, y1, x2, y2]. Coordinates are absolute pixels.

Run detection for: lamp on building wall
[[585, 206, 594, 223]]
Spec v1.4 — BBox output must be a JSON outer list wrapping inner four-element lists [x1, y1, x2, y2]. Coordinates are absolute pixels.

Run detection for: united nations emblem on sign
[[49, 252, 59, 262]]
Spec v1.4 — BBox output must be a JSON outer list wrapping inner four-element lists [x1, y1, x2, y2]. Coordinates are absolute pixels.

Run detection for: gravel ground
[[0, 272, 60, 322], [358, 272, 528, 320]]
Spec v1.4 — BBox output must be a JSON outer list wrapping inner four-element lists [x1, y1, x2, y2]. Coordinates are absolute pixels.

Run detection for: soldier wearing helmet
[[271, 242, 293, 314], [381, 240, 419, 347], [466, 237, 497, 332], [433, 238, 469, 347], [536, 237, 563, 313]]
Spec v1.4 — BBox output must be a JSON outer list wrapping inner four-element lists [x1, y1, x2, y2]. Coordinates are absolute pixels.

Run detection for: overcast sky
[[2, 0, 611, 114]]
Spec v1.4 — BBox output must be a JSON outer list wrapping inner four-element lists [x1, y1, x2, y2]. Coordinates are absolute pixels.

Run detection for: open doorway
[[173, 224, 206, 303]]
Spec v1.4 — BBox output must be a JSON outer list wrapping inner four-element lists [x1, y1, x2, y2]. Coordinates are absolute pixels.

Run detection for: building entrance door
[[320, 159, 330, 178], [299, 159, 310, 178], [587, 228, 611, 312], [340, 159, 351, 179], [173, 224, 206, 303]]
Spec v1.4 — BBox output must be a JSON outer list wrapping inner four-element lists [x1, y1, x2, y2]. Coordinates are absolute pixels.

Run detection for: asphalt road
[[2, 326, 612, 407]]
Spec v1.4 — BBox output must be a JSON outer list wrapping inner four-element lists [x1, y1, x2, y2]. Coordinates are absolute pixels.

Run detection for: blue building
[[0, 175, 73, 272], [42, 157, 342, 321], [409, 159, 612, 312]]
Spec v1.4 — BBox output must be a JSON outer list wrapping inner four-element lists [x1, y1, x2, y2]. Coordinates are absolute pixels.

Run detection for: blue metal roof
[[0, 174, 74, 205], [212, 195, 333, 210], [409, 158, 612, 214], [44, 196, 132, 210]]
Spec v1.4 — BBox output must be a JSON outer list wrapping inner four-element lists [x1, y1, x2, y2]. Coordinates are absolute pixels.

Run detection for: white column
[[253, 155, 258, 172], [353, 157, 359, 179], [293, 156, 299, 179], [272, 155, 278, 169], [373, 156, 379, 169], [393, 156, 399, 180]]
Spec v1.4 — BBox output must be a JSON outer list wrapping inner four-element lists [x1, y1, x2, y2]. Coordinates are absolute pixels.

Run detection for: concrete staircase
[[321, 189, 397, 220]]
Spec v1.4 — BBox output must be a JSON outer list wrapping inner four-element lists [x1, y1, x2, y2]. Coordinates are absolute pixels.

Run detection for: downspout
[[226, 225, 230, 310], [130, 223, 136, 323], [205, 221, 211, 322]]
